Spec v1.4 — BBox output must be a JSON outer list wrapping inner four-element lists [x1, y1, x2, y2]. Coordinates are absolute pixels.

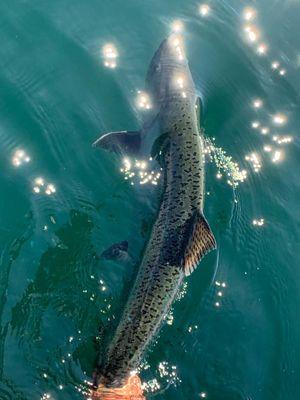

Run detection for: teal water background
[[0, 1, 299, 399]]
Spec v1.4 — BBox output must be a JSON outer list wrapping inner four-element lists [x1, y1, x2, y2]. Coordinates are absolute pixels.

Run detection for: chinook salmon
[[92, 33, 216, 398]]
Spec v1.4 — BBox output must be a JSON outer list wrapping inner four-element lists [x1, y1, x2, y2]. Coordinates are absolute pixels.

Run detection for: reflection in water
[[6, 210, 110, 398]]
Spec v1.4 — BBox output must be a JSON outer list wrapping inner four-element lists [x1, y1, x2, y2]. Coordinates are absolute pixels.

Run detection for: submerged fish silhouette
[[92, 33, 216, 396], [101, 241, 130, 262]]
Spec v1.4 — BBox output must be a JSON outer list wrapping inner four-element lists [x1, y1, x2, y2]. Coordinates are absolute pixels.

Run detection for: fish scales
[[101, 98, 205, 385]]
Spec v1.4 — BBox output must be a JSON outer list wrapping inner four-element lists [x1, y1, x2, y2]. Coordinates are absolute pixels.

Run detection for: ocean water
[[0, 1, 299, 399]]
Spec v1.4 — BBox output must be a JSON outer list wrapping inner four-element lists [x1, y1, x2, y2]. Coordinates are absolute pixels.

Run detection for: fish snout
[[158, 35, 186, 65], [147, 35, 186, 76], [146, 34, 194, 101]]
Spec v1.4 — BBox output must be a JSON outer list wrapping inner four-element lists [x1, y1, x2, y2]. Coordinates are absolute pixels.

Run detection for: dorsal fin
[[183, 210, 216, 276]]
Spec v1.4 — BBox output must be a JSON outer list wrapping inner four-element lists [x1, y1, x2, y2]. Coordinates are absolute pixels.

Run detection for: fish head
[[146, 34, 196, 104]]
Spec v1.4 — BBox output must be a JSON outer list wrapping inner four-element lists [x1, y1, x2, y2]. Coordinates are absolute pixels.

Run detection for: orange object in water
[[90, 375, 146, 400]]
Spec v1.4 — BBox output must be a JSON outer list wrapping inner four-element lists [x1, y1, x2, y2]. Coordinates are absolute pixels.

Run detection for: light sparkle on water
[[175, 74, 186, 89], [260, 127, 270, 135], [12, 148, 31, 167], [253, 218, 265, 226], [41, 394, 51, 400], [272, 113, 287, 125], [257, 43, 268, 55], [102, 43, 118, 69], [263, 145, 272, 153], [205, 138, 247, 187], [170, 34, 185, 61], [245, 152, 262, 173], [242, 7, 257, 21], [136, 91, 152, 110], [244, 25, 260, 43], [272, 135, 293, 145], [141, 361, 180, 393], [252, 121, 260, 129], [171, 20, 184, 33], [33, 177, 56, 196], [272, 150, 283, 163], [120, 157, 160, 186], [35, 177, 44, 186], [45, 184, 56, 195], [252, 98, 263, 109], [199, 4, 210, 17], [271, 61, 280, 70]]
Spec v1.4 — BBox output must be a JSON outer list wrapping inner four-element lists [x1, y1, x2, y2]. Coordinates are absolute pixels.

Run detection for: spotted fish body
[[94, 35, 216, 388]]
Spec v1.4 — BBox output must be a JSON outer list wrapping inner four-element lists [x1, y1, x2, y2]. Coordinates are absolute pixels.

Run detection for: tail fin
[[90, 374, 145, 400]]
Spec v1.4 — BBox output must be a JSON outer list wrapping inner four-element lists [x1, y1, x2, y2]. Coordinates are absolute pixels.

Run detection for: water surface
[[0, 1, 299, 399]]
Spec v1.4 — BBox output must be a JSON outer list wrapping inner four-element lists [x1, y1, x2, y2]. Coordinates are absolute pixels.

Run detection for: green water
[[0, 1, 299, 399]]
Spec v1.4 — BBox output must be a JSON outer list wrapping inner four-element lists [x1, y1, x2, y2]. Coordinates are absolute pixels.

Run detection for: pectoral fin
[[183, 211, 216, 276], [93, 131, 141, 156]]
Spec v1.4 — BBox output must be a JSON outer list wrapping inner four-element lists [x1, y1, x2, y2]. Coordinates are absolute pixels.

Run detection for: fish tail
[[90, 374, 146, 400]]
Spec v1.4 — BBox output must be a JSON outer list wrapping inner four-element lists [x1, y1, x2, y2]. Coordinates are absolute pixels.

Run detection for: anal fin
[[93, 130, 141, 156], [183, 210, 216, 276]]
